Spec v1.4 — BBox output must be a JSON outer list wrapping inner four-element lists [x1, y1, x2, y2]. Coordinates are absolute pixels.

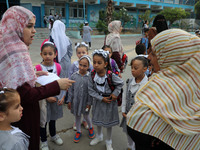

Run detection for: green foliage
[[139, 10, 154, 24], [159, 8, 189, 26], [113, 7, 131, 27], [96, 11, 108, 34], [195, 0, 200, 19]]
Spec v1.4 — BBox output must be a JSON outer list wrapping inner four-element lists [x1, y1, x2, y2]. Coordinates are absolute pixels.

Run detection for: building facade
[[1, 0, 195, 28]]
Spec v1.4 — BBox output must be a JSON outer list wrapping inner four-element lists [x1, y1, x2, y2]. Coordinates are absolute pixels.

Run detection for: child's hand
[[118, 73, 122, 78], [85, 105, 91, 112], [57, 96, 65, 105], [122, 112, 127, 118], [67, 102, 71, 110], [36, 71, 48, 77], [109, 94, 117, 101], [102, 97, 112, 104], [46, 97, 57, 103]]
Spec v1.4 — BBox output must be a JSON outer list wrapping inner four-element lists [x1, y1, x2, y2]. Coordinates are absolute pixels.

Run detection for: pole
[[83, 0, 85, 23], [6, 0, 9, 9]]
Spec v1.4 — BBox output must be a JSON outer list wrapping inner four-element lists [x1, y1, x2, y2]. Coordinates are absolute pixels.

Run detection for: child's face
[[131, 60, 147, 78], [40, 46, 56, 66], [93, 55, 108, 74], [76, 47, 88, 59], [104, 48, 112, 58], [79, 58, 89, 75], [4, 94, 23, 123]]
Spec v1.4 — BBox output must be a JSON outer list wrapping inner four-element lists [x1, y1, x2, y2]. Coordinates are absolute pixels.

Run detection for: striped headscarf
[[0, 6, 36, 89], [127, 29, 200, 149]]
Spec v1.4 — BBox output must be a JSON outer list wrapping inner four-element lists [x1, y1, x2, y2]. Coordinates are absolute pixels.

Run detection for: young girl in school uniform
[[67, 55, 95, 143], [0, 88, 29, 150], [120, 56, 148, 150], [88, 49, 124, 150], [35, 42, 64, 150], [69, 42, 93, 130]]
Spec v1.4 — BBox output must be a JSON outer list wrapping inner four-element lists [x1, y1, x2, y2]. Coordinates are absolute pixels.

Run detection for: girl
[[69, 42, 93, 130], [102, 45, 122, 78], [120, 56, 148, 150], [35, 42, 64, 150], [88, 49, 124, 150], [0, 88, 29, 149], [67, 55, 95, 143], [82, 22, 93, 49]]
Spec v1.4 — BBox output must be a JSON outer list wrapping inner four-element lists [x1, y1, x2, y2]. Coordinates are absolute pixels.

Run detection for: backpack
[[91, 70, 123, 106], [35, 62, 61, 76], [136, 38, 142, 46], [110, 59, 118, 75]]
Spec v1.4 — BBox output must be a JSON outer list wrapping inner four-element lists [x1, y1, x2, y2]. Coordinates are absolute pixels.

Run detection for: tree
[[96, 11, 108, 34], [107, 0, 114, 24], [113, 7, 131, 27], [139, 10, 154, 24], [195, 0, 200, 19], [159, 8, 189, 27]]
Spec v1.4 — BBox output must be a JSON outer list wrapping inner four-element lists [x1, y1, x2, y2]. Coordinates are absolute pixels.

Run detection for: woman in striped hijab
[[127, 29, 200, 150]]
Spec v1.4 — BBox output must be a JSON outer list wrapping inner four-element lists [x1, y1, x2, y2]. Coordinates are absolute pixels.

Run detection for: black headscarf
[[152, 15, 168, 34]]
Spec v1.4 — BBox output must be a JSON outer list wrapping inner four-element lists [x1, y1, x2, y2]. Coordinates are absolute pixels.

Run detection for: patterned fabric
[[127, 29, 200, 149], [0, 6, 36, 89]]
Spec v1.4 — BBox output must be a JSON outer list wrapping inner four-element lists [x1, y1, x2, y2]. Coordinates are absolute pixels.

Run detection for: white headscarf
[[51, 20, 70, 62]]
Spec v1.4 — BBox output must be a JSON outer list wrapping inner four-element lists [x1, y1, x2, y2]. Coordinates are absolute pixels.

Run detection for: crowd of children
[[0, 41, 150, 150]]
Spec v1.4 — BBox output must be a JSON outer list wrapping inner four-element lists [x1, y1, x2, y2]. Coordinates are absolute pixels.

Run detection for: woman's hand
[[122, 112, 127, 118], [57, 78, 75, 90], [36, 71, 48, 77], [67, 102, 71, 110], [46, 97, 57, 103], [102, 97, 112, 104], [109, 94, 117, 101], [57, 96, 65, 105]]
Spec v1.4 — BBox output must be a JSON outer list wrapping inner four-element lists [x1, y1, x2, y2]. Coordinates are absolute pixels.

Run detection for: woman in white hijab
[[106, 20, 124, 72], [50, 20, 73, 78]]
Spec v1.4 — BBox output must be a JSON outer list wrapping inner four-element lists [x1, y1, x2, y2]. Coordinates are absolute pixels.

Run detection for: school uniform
[[68, 71, 92, 116], [88, 72, 124, 127]]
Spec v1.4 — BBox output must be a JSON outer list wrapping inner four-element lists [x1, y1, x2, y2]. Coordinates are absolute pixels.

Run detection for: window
[[69, 3, 86, 18]]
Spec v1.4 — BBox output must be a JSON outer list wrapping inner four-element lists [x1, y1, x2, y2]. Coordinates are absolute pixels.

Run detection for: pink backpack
[[35, 62, 61, 76]]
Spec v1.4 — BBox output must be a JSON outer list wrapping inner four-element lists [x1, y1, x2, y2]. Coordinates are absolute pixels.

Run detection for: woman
[[127, 29, 200, 150], [148, 14, 168, 54], [50, 20, 73, 78], [0, 6, 75, 150], [106, 20, 124, 72], [82, 22, 93, 49]]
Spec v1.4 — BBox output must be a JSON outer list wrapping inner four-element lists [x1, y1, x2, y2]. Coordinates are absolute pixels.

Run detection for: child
[[102, 45, 122, 78], [141, 28, 149, 54], [88, 49, 124, 150], [135, 44, 151, 76], [120, 56, 148, 150], [67, 55, 95, 143], [82, 22, 93, 49], [69, 42, 93, 130], [35, 41, 64, 150], [0, 88, 29, 149]]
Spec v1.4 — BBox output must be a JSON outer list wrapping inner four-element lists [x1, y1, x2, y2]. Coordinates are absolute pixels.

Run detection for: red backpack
[[35, 62, 61, 76], [91, 70, 123, 106]]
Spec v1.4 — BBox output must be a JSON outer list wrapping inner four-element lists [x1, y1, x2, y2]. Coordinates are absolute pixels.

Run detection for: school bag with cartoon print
[[91, 70, 123, 106]]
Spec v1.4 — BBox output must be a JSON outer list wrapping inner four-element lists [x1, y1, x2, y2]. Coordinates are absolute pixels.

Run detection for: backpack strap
[[35, 64, 42, 71], [91, 69, 95, 81], [106, 70, 115, 92], [55, 62, 61, 76]]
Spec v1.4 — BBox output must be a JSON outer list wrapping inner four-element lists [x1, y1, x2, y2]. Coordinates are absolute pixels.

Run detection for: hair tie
[[92, 49, 109, 59], [0, 91, 4, 94], [44, 41, 55, 46], [75, 42, 89, 50]]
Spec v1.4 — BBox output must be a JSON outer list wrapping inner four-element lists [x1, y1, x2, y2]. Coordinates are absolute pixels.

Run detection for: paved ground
[[29, 28, 141, 150]]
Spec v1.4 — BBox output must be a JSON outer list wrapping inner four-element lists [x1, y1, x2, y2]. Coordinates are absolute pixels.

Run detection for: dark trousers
[[127, 126, 174, 150], [89, 42, 91, 47], [40, 120, 56, 142]]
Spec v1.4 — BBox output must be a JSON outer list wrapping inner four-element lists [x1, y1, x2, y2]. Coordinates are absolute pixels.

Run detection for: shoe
[[51, 134, 63, 145], [88, 127, 95, 139], [90, 136, 103, 145], [82, 121, 89, 130], [73, 122, 77, 131], [106, 143, 113, 150], [74, 132, 82, 143], [40, 141, 49, 150]]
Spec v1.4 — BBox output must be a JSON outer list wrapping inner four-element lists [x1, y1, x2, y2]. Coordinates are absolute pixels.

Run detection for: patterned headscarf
[[108, 20, 121, 34], [50, 20, 70, 62], [127, 29, 200, 149], [0, 6, 36, 89]]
